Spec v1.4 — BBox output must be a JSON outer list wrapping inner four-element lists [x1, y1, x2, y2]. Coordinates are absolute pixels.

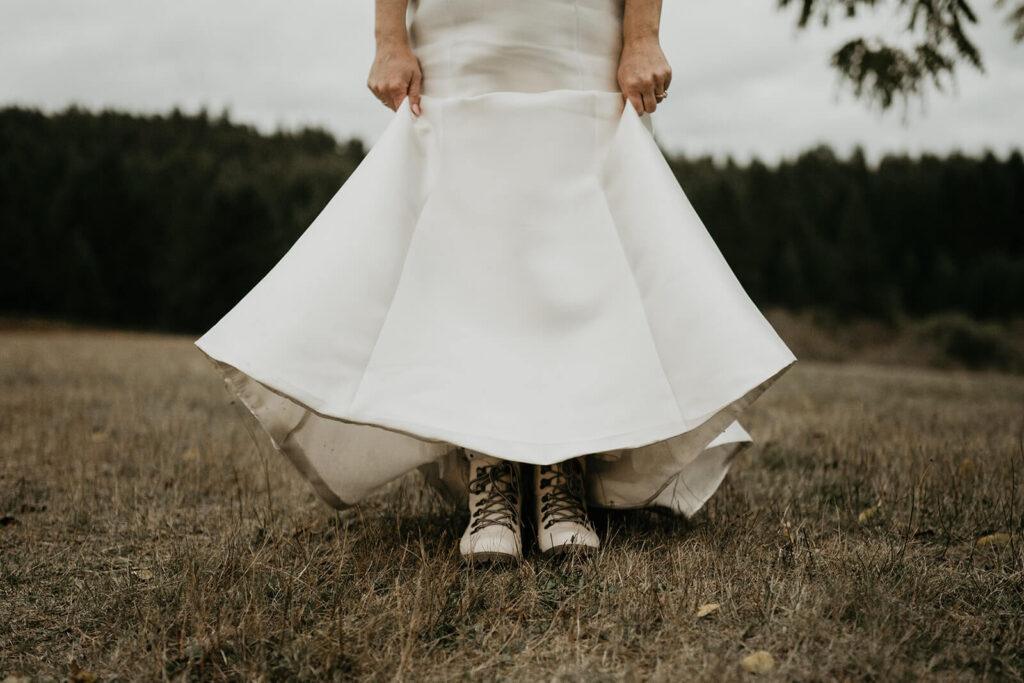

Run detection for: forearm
[[368, 0, 422, 114], [375, 0, 410, 47], [622, 0, 662, 44], [617, 0, 670, 113]]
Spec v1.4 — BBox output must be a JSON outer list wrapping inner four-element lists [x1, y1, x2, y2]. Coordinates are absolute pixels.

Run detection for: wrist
[[374, 28, 410, 50], [622, 31, 659, 48]]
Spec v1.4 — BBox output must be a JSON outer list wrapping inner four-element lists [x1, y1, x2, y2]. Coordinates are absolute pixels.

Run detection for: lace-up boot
[[459, 450, 523, 564], [535, 457, 600, 555]]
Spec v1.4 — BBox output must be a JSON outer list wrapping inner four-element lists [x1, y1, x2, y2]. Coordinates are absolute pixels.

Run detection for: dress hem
[[196, 341, 795, 467]]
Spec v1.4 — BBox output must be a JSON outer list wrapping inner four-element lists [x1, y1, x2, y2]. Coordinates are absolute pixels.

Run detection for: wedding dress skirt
[[194, 0, 797, 517]]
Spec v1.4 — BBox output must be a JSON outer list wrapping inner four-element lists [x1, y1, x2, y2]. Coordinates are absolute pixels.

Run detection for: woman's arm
[[367, 0, 422, 115], [618, 0, 672, 115]]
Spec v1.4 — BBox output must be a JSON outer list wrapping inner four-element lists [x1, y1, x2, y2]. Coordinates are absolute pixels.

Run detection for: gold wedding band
[[655, 91, 668, 102]]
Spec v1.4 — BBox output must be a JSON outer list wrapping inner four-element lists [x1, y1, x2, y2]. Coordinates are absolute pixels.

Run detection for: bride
[[194, 0, 796, 565]]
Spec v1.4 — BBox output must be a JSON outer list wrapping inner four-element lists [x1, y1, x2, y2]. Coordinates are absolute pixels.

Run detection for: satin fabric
[[194, 0, 797, 516]]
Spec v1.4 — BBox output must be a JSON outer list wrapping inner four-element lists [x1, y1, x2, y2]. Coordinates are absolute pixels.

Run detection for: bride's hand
[[367, 41, 423, 115], [617, 35, 672, 115]]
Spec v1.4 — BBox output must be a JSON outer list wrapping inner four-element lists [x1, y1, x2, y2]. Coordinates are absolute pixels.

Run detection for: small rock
[[68, 662, 96, 683], [976, 533, 1016, 547], [857, 502, 881, 523], [696, 603, 720, 619], [741, 650, 776, 674]]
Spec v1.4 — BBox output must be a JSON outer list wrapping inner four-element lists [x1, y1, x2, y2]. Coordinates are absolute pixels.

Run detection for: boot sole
[[461, 551, 522, 566], [541, 543, 598, 558]]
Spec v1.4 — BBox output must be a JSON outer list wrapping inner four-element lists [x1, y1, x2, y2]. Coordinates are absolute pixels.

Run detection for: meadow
[[1, 323, 1022, 681]]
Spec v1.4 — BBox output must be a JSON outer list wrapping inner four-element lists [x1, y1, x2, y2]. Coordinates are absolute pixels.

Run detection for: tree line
[[1, 105, 1020, 333]]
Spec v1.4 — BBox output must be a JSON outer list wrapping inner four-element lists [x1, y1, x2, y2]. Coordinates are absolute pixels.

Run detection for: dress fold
[[195, 89, 796, 516]]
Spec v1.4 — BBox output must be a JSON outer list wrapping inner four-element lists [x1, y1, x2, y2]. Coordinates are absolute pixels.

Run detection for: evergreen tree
[[1, 105, 1022, 331]]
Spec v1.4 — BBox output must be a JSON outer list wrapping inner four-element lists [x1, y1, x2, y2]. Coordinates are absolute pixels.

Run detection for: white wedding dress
[[194, 0, 797, 516]]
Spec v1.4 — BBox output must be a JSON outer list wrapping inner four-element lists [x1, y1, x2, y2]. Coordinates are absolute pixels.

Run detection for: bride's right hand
[[367, 42, 423, 116]]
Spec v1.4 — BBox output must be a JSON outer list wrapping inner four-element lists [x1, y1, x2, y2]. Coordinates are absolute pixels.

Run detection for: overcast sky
[[2, 0, 1021, 163]]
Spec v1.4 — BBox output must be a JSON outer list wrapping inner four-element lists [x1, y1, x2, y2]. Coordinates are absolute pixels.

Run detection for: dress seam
[[594, 156, 688, 424], [573, 0, 585, 88], [346, 121, 438, 414], [444, 0, 454, 85]]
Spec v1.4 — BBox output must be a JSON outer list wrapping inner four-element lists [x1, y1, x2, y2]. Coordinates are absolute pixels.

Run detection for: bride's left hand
[[617, 36, 672, 115]]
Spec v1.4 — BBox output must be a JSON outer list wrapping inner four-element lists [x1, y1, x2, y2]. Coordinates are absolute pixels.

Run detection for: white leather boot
[[459, 450, 523, 564], [535, 457, 600, 555]]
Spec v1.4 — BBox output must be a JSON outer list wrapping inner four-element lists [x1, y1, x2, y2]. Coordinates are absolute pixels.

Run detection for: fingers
[[624, 90, 644, 116], [366, 82, 395, 110], [652, 77, 666, 104], [620, 70, 668, 115], [642, 84, 657, 113], [389, 77, 407, 111], [365, 78, 380, 107], [625, 85, 656, 115], [366, 76, 400, 111], [367, 72, 423, 114], [388, 82, 404, 111], [408, 68, 422, 116]]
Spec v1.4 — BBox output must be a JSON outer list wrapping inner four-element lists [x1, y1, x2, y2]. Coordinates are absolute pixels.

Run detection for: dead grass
[[765, 308, 1024, 374], [1, 327, 1022, 681]]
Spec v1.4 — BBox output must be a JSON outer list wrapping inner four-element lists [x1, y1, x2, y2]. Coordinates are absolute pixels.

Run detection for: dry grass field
[[1, 326, 1022, 681]]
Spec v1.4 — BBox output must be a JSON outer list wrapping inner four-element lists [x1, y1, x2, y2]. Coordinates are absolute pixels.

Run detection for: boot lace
[[468, 461, 520, 533], [539, 460, 593, 531]]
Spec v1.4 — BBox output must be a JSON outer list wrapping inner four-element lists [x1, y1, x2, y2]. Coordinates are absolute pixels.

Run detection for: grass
[[1, 326, 1022, 681]]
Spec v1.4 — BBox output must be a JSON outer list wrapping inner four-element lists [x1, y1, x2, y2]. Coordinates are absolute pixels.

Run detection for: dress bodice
[[406, 0, 625, 97]]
